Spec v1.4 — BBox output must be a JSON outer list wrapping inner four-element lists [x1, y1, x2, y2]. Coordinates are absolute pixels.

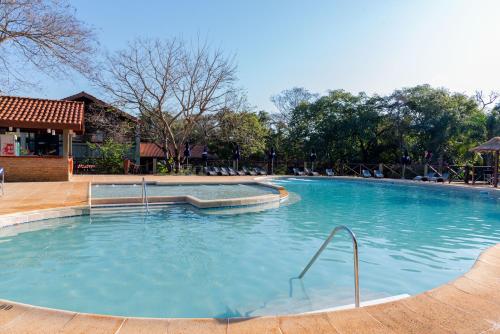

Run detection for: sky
[[19, 0, 500, 112]]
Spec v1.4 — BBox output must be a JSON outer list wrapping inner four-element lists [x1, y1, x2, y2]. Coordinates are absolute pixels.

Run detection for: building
[[140, 143, 209, 173], [0, 95, 84, 181], [63, 92, 139, 163]]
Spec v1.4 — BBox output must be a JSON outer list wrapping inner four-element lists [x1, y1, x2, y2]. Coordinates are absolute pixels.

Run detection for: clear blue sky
[[21, 0, 500, 112]]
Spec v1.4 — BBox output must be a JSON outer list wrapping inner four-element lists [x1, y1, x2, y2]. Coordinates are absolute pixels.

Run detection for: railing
[[0, 167, 4, 196], [141, 177, 149, 213], [298, 225, 360, 308]]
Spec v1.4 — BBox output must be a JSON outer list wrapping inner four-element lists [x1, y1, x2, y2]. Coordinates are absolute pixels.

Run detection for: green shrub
[[87, 139, 131, 174]]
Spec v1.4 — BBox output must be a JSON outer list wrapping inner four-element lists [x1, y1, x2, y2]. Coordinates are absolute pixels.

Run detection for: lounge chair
[[293, 168, 305, 176], [242, 167, 257, 176], [362, 169, 372, 178], [304, 167, 319, 176], [374, 169, 384, 178], [227, 167, 238, 176], [325, 168, 335, 176], [218, 167, 229, 176], [436, 172, 449, 183], [414, 172, 438, 181], [254, 167, 267, 175], [205, 167, 217, 176], [427, 172, 441, 182]]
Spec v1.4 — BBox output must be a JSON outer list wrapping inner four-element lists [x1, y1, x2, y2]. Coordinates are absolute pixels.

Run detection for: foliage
[[207, 108, 269, 159], [271, 85, 490, 166], [87, 139, 131, 174]]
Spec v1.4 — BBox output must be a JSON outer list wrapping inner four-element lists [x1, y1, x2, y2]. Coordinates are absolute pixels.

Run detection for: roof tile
[[0, 96, 84, 132]]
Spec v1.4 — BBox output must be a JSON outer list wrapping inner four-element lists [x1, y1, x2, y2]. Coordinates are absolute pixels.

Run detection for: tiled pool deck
[[0, 175, 498, 333]]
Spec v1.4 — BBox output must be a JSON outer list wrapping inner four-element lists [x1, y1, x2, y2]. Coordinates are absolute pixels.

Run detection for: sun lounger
[[254, 167, 267, 175], [293, 168, 305, 176], [374, 170, 384, 178], [304, 168, 319, 176], [414, 172, 438, 181], [436, 172, 449, 183], [325, 169, 335, 176], [218, 167, 229, 176], [227, 167, 238, 176], [242, 167, 257, 176], [205, 167, 217, 176], [362, 169, 372, 178]]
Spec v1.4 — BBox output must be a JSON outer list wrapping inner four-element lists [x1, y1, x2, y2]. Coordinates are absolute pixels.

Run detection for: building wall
[[0, 156, 72, 182]]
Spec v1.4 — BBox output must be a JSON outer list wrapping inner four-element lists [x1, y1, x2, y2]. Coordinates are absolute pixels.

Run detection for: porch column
[[494, 150, 499, 188], [62, 129, 70, 157]]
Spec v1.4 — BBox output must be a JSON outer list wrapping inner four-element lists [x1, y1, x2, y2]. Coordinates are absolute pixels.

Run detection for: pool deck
[[0, 174, 498, 333]]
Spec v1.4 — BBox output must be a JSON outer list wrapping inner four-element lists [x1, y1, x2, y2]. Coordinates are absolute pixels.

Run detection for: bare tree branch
[[475, 90, 499, 111], [0, 0, 97, 92], [94, 37, 236, 171]]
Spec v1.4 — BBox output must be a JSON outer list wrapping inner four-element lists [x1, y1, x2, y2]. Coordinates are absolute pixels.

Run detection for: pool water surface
[[0, 178, 498, 318]]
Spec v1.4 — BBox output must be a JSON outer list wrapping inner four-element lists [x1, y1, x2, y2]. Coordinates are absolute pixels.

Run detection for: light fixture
[[51, 130, 55, 135], [8, 127, 13, 131], [47, 128, 51, 134]]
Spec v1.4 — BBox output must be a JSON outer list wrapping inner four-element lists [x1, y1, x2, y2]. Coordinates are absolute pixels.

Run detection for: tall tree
[[96, 38, 236, 170], [0, 0, 96, 92]]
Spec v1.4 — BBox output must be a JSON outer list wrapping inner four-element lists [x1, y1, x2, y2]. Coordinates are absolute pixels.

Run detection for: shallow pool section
[[91, 183, 278, 200], [0, 179, 498, 318]]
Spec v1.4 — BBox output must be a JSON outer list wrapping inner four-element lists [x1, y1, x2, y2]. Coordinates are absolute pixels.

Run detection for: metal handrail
[[142, 177, 149, 213], [298, 225, 360, 307]]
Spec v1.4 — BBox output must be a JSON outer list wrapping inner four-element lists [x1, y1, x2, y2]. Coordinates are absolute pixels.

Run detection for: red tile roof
[[0, 96, 84, 132], [140, 143, 206, 158], [140, 143, 164, 158]]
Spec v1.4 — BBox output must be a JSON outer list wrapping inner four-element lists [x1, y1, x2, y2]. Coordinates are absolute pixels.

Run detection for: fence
[[72, 157, 497, 185]]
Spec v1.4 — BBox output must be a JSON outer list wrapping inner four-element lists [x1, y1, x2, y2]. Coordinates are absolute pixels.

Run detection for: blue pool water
[[91, 183, 278, 200], [0, 178, 498, 318]]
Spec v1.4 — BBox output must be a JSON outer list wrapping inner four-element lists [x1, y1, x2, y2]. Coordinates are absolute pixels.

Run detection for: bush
[[87, 139, 131, 174]]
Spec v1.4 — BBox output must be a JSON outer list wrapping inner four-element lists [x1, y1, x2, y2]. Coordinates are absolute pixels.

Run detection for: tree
[[208, 108, 268, 159], [96, 38, 236, 170], [271, 87, 318, 124], [0, 0, 96, 92]]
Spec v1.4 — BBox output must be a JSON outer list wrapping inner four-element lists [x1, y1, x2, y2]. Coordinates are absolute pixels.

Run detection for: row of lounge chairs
[[204, 166, 267, 176], [293, 168, 320, 176], [414, 172, 449, 182], [362, 169, 384, 178], [294, 167, 386, 178]]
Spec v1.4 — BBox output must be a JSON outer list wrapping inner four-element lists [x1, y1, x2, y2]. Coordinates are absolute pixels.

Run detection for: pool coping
[[0, 176, 498, 333], [0, 244, 496, 333]]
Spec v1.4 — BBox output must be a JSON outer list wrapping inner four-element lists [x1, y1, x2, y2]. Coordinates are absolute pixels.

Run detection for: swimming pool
[[0, 178, 498, 318]]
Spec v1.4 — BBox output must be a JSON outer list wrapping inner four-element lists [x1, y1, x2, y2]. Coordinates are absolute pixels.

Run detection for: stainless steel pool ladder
[[141, 177, 149, 213], [298, 225, 360, 307]]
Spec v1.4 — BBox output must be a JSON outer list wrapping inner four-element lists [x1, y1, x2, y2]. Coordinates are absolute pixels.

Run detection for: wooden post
[[153, 158, 157, 174], [494, 150, 499, 188], [62, 129, 70, 157]]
